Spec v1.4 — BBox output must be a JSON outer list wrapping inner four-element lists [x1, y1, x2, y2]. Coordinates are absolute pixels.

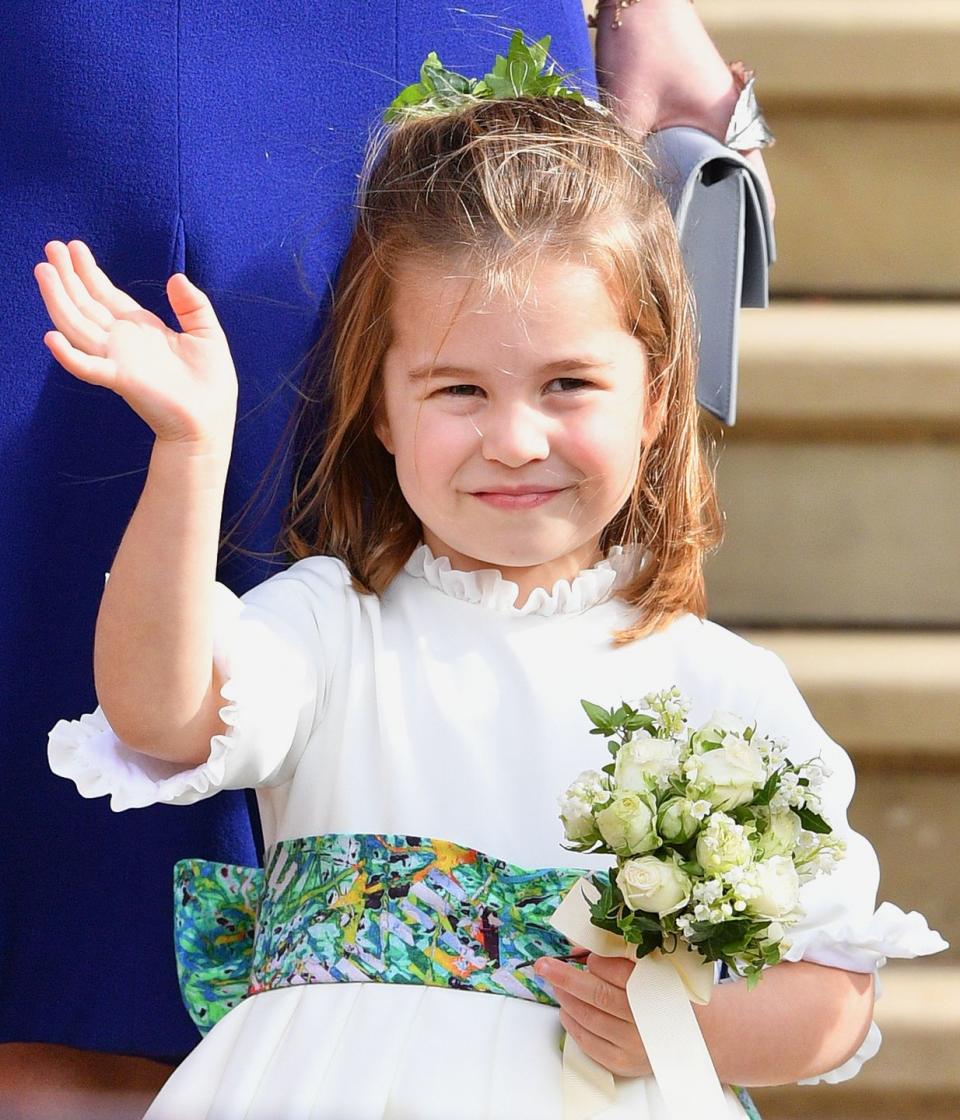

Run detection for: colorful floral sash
[[173, 832, 760, 1119], [174, 832, 587, 1034]]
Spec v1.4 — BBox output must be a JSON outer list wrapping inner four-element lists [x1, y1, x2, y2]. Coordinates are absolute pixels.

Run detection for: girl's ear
[[373, 410, 395, 455], [642, 387, 668, 446]]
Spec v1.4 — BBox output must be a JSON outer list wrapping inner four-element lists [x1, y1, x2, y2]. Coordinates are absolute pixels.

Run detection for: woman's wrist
[[592, 0, 740, 141]]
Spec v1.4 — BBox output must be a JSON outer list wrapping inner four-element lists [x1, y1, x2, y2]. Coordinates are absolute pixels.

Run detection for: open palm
[[34, 239, 238, 448]]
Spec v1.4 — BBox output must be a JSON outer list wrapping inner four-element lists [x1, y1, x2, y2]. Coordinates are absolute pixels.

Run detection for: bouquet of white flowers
[[557, 687, 846, 988]]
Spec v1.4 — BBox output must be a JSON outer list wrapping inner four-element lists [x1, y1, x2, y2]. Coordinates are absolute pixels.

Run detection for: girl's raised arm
[[35, 239, 239, 766]]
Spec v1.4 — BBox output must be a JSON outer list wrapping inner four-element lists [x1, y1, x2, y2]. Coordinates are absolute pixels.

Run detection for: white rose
[[657, 797, 700, 844], [696, 739, 766, 811], [615, 733, 681, 792], [558, 769, 610, 843], [617, 856, 692, 916], [694, 711, 752, 747], [745, 857, 801, 920], [695, 812, 753, 875], [758, 809, 802, 858], [595, 791, 660, 857]]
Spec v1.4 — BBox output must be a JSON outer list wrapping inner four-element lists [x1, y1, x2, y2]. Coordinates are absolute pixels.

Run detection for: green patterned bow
[[384, 29, 600, 123]]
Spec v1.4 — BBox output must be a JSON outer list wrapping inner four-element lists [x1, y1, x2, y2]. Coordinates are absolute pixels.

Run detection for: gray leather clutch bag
[[648, 127, 776, 426]]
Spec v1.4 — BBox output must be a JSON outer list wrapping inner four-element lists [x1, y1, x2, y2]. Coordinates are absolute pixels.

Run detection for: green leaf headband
[[383, 29, 607, 123]]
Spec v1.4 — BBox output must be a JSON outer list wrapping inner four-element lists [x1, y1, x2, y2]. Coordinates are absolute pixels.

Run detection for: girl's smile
[[377, 254, 661, 602], [469, 486, 569, 510]]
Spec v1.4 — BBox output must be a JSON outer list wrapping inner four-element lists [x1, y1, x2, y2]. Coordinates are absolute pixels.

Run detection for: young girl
[[40, 67, 943, 1120]]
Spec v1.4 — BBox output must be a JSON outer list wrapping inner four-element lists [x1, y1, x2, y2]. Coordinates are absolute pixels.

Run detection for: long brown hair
[[269, 96, 723, 641]]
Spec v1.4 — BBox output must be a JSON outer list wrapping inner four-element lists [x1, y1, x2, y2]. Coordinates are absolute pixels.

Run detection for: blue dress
[[1, 0, 597, 1061]]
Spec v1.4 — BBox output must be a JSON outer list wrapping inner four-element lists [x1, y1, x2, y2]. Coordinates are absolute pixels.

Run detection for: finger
[[66, 239, 143, 317], [585, 952, 635, 989], [554, 986, 638, 1050], [166, 273, 223, 338], [34, 259, 109, 356], [44, 241, 113, 331], [559, 1009, 638, 1079], [539, 959, 633, 1023], [742, 149, 776, 220], [43, 330, 118, 388]]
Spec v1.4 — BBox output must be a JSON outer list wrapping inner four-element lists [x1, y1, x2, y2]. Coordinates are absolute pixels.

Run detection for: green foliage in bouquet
[[557, 689, 846, 988], [384, 30, 589, 123]]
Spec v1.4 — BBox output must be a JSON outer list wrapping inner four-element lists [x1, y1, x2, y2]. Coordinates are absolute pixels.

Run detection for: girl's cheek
[[410, 409, 482, 473], [559, 409, 630, 471]]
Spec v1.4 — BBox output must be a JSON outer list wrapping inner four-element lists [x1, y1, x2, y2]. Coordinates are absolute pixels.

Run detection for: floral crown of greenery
[[383, 29, 607, 123]]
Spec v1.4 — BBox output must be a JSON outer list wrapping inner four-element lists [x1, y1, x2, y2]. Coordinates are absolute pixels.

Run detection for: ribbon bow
[[549, 875, 730, 1120]]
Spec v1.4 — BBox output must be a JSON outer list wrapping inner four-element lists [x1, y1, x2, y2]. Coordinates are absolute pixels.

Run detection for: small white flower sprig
[[557, 688, 846, 987]]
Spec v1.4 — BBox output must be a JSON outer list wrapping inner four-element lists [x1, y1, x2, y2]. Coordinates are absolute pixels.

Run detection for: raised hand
[[34, 240, 238, 449]]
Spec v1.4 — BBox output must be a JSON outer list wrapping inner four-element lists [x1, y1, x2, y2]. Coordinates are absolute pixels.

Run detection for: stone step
[[584, 0, 960, 294], [724, 301, 960, 437], [697, 1, 960, 104], [698, 1, 960, 295], [735, 629, 959, 959], [751, 961, 960, 1120], [704, 304, 960, 625], [704, 435, 960, 625], [735, 629, 960, 760]]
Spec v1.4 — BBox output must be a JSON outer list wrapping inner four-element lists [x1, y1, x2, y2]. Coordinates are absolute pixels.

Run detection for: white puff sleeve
[[47, 560, 345, 811], [751, 649, 948, 1085]]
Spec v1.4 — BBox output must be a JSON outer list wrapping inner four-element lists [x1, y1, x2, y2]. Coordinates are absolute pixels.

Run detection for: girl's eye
[[547, 377, 593, 392], [438, 384, 483, 397], [433, 379, 593, 398]]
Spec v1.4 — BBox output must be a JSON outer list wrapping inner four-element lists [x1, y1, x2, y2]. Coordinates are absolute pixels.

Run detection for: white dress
[[48, 545, 946, 1120]]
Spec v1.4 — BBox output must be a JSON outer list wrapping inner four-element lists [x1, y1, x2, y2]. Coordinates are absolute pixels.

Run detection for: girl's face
[[377, 255, 659, 597]]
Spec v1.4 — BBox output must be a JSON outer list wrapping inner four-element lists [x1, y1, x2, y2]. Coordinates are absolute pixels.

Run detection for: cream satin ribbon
[[548, 875, 730, 1120]]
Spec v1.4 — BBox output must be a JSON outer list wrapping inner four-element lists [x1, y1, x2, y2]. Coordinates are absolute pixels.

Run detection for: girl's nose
[[480, 403, 550, 467]]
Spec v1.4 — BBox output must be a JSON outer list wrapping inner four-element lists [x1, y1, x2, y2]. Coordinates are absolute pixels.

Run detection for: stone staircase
[[696, 0, 960, 296], [686, 2, 960, 1116]]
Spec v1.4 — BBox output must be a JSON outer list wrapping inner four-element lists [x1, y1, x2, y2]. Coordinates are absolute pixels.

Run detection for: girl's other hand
[[534, 950, 652, 1079], [34, 240, 238, 450]]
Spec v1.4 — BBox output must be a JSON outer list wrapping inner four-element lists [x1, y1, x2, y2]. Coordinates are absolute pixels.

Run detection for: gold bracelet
[[587, 0, 647, 31], [585, 2, 776, 150]]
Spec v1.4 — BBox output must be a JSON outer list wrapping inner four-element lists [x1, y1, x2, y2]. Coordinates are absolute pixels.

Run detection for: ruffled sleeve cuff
[[785, 902, 949, 1085], [47, 577, 319, 811], [797, 1020, 883, 1086], [782, 900, 949, 974]]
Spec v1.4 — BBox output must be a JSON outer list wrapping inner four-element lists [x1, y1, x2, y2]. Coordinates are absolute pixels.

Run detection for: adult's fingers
[[34, 260, 110, 357], [742, 149, 776, 220], [66, 239, 143, 317]]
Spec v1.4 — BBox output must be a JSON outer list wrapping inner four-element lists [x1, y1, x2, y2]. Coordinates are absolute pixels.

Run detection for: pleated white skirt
[[145, 983, 752, 1120]]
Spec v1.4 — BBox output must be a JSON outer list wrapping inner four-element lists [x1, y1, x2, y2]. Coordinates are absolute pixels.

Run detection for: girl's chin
[[422, 531, 601, 575]]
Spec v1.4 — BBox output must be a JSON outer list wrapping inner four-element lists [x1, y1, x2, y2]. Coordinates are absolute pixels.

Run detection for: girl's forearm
[[93, 436, 232, 765], [696, 960, 876, 1086]]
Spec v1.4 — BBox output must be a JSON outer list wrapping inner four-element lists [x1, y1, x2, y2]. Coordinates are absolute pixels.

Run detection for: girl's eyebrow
[[407, 357, 611, 382]]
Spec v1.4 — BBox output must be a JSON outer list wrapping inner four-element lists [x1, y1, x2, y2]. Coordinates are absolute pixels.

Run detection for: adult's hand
[[592, 0, 775, 217]]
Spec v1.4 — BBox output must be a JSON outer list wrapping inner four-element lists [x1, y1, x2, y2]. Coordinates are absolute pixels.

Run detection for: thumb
[[167, 273, 222, 338]]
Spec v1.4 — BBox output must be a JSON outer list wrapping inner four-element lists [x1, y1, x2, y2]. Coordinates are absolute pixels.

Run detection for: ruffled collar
[[401, 542, 647, 618]]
